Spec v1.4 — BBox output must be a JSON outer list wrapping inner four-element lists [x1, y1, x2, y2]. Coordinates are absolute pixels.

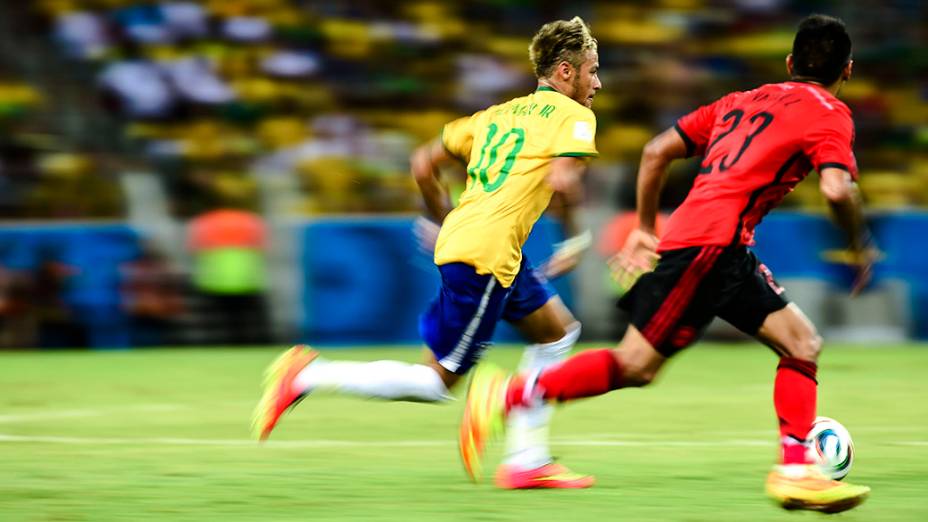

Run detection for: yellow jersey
[[435, 86, 598, 287]]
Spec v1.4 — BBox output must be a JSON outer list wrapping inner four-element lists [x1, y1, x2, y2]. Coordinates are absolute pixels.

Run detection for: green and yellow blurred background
[[1, 0, 925, 219], [0, 1, 924, 348]]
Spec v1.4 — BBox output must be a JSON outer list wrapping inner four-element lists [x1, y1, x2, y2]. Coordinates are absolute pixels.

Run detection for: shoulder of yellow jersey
[[441, 91, 599, 161], [440, 109, 485, 162], [545, 94, 598, 158]]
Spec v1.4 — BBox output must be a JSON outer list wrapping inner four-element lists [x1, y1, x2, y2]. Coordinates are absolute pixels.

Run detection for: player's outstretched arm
[[610, 127, 688, 282], [543, 157, 595, 277], [547, 156, 589, 203], [411, 138, 458, 223], [544, 191, 593, 278], [820, 167, 874, 295], [635, 127, 688, 233]]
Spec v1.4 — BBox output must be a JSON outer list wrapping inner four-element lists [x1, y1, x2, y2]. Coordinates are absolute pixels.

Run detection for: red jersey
[[659, 81, 857, 251]]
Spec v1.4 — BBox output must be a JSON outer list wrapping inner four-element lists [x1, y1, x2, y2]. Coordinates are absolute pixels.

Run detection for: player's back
[[435, 87, 598, 286], [662, 81, 856, 251]]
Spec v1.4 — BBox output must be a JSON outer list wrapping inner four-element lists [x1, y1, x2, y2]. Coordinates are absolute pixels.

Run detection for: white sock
[[504, 322, 581, 470], [294, 359, 452, 402]]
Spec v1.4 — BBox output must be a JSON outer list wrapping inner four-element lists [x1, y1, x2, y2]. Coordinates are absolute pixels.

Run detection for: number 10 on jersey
[[468, 123, 525, 192]]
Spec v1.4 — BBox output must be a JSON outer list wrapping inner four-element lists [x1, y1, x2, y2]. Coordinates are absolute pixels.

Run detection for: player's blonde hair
[[529, 16, 598, 79]]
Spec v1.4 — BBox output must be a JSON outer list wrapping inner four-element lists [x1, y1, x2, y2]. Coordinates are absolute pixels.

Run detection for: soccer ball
[[808, 416, 855, 480]]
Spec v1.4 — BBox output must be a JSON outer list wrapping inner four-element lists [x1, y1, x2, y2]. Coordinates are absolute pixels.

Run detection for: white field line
[[578, 426, 928, 438], [716, 426, 928, 435], [0, 433, 926, 448], [4, 404, 924, 433], [0, 434, 767, 447], [0, 404, 185, 424], [0, 405, 923, 447]]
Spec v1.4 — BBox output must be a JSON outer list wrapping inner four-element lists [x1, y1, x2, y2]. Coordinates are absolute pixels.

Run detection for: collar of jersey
[[535, 84, 589, 109], [787, 79, 835, 97]]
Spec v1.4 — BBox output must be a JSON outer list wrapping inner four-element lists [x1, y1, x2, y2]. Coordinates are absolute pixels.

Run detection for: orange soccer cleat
[[252, 345, 319, 441], [459, 363, 508, 482]]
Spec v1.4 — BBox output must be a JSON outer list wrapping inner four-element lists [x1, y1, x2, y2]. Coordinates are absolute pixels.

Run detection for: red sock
[[775, 357, 818, 464], [507, 349, 623, 408]]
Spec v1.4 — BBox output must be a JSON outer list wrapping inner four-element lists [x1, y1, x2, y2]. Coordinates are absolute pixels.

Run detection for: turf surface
[[1, 344, 926, 521]]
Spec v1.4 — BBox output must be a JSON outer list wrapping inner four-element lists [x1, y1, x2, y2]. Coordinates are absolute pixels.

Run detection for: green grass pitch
[[1, 344, 926, 521]]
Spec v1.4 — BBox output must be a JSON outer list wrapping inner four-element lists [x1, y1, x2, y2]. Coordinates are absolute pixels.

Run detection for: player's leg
[[252, 344, 455, 439], [717, 257, 816, 465], [499, 260, 574, 474], [497, 263, 591, 487], [293, 260, 513, 398], [759, 303, 822, 465], [503, 296, 573, 470], [460, 246, 722, 480], [717, 255, 869, 512], [504, 323, 667, 407], [253, 262, 508, 440], [460, 323, 668, 481], [504, 246, 724, 407], [757, 304, 869, 512]]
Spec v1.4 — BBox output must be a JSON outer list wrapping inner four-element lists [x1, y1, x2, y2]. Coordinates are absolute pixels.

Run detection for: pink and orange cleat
[[460, 363, 595, 488], [459, 363, 508, 481], [495, 463, 595, 489], [252, 345, 319, 441]]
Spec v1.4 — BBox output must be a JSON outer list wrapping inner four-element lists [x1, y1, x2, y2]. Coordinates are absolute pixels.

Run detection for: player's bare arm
[[547, 156, 587, 208], [613, 127, 687, 279], [545, 160, 593, 277], [819, 167, 874, 294], [411, 138, 458, 223], [636, 128, 687, 234]]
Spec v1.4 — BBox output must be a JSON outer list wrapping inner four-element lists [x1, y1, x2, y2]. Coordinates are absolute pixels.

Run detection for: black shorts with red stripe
[[618, 245, 789, 357]]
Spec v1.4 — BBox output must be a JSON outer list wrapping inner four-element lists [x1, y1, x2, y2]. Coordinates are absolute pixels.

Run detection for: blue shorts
[[419, 256, 554, 375]]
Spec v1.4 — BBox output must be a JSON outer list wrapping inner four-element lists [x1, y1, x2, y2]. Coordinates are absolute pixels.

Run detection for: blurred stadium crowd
[[1, 0, 926, 219], [0, 0, 924, 347]]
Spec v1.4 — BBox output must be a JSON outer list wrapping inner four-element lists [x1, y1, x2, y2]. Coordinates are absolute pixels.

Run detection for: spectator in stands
[[32, 246, 83, 348], [54, 8, 112, 61], [159, 1, 209, 41], [120, 241, 184, 347], [161, 53, 236, 107], [112, 2, 172, 45], [0, 259, 35, 348], [98, 43, 176, 120]]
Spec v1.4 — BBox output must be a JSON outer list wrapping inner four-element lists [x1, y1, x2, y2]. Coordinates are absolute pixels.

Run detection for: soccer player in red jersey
[[461, 14, 874, 513]]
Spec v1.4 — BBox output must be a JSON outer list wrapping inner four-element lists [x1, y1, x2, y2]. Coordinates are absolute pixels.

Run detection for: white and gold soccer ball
[[808, 416, 855, 480]]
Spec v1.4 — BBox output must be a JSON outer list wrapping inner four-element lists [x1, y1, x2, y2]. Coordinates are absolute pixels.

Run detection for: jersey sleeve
[[802, 108, 858, 180], [674, 94, 731, 158], [549, 109, 598, 157], [440, 112, 481, 162]]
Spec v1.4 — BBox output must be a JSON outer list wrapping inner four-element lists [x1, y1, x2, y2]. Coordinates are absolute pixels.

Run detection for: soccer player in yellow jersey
[[254, 17, 601, 489]]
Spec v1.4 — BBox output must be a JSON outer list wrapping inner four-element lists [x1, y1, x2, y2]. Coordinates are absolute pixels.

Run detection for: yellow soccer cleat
[[252, 345, 319, 441], [766, 464, 870, 514], [459, 363, 508, 482]]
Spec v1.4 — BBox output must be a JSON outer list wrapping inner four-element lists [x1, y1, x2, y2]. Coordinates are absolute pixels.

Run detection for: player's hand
[[822, 242, 881, 296], [543, 230, 592, 278], [609, 228, 660, 289], [413, 216, 441, 255], [850, 245, 880, 297]]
